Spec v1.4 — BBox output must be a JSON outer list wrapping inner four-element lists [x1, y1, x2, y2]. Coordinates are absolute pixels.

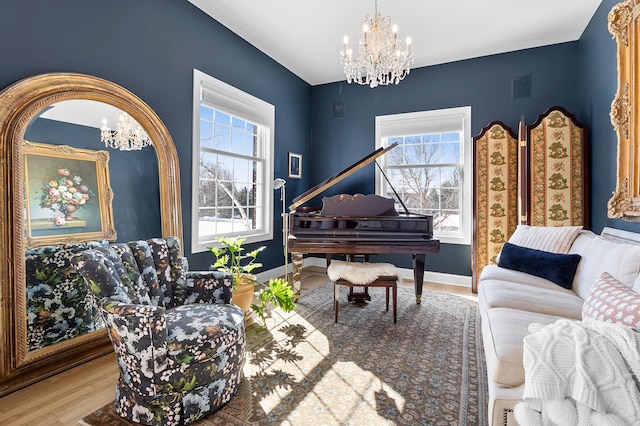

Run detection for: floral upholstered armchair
[[25, 240, 108, 351], [71, 237, 245, 426]]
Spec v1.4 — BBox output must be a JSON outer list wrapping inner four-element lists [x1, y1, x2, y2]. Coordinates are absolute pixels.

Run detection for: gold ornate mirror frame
[[0, 73, 182, 395], [609, 0, 640, 220]]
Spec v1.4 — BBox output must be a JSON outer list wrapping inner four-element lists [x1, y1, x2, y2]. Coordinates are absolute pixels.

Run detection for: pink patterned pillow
[[582, 272, 640, 329]]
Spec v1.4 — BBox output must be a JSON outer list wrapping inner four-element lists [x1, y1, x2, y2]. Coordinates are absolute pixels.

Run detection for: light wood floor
[[0, 267, 475, 425]]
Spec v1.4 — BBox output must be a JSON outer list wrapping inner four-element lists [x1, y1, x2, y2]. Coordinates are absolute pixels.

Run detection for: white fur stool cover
[[327, 260, 399, 284]]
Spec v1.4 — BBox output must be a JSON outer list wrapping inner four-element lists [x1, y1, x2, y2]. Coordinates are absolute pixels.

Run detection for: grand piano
[[286, 143, 440, 304]]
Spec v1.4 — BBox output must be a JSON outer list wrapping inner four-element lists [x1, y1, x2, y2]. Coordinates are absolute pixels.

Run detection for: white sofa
[[477, 226, 640, 426]]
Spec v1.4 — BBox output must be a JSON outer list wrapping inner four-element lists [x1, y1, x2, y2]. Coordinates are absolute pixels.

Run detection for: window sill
[[434, 235, 470, 245]]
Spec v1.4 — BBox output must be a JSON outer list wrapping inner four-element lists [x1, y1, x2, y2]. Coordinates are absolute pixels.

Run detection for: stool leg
[[334, 282, 339, 323], [385, 286, 389, 311], [393, 283, 397, 323]]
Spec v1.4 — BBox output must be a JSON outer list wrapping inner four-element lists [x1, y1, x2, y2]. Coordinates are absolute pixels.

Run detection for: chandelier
[[100, 110, 152, 151], [340, 0, 414, 88]]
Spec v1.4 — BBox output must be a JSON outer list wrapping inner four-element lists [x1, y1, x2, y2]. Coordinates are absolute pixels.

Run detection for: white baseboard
[[257, 256, 471, 289]]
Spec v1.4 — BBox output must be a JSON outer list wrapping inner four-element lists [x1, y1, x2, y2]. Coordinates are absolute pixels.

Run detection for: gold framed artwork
[[23, 141, 117, 247], [288, 152, 302, 179], [609, 0, 640, 220]]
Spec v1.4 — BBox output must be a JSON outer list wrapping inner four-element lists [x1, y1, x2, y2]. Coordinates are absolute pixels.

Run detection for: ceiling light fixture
[[100, 110, 152, 151], [340, 0, 413, 88]]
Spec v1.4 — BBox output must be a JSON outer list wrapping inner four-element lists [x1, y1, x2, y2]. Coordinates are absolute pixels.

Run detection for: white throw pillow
[[507, 225, 583, 254], [569, 236, 640, 299]]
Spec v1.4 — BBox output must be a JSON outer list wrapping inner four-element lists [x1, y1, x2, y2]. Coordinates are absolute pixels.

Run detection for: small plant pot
[[232, 276, 255, 325]]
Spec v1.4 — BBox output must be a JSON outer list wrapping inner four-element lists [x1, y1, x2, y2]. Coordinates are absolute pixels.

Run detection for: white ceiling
[[188, 0, 603, 86], [39, 100, 120, 129]]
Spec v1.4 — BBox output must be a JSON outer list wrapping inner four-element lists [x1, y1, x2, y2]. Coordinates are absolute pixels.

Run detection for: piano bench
[[327, 260, 399, 324]]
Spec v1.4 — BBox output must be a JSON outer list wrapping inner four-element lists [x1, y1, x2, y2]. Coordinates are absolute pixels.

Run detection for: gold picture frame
[[608, 0, 640, 220], [23, 141, 117, 247]]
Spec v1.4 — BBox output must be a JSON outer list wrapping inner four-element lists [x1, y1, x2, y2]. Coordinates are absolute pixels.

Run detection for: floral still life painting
[[23, 141, 117, 247], [39, 167, 94, 225]]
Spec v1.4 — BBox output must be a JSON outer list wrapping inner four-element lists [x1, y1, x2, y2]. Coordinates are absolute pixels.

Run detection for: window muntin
[[192, 69, 274, 253], [376, 107, 471, 244]]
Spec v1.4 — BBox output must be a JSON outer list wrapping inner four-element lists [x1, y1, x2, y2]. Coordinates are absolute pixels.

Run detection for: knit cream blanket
[[514, 317, 640, 425]]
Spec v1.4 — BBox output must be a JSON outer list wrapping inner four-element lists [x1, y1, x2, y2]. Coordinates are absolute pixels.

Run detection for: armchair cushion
[[166, 304, 245, 364], [181, 271, 233, 305]]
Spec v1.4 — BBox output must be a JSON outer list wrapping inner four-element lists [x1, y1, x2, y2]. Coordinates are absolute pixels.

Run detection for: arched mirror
[[0, 73, 182, 396]]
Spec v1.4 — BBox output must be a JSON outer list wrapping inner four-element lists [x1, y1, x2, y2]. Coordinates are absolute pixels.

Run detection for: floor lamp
[[273, 178, 289, 283]]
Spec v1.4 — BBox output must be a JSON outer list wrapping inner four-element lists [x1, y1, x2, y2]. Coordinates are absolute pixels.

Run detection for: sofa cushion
[[479, 276, 583, 319], [583, 272, 640, 330], [498, 243, 581, 289], [479, 264, 572, 292], [569, 235, 640, 299], [482, 308, 565, 387], [507, 225, 582, 253]]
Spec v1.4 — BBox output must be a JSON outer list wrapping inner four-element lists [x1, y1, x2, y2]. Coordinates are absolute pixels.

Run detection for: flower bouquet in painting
[[38, 168, 94, 226]]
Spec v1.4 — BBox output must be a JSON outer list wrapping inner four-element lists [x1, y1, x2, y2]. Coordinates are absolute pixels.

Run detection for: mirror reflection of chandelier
[[100, 110, 152, 151], [340, 0, 414, 88]]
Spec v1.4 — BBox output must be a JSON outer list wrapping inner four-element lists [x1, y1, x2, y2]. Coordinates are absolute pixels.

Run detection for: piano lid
[[289, 142, 398, 211]]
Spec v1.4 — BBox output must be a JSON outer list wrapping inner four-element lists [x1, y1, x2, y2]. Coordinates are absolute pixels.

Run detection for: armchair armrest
[[100, 301, 167, 340], [178, 271, 234, 305], [101, 300, 166, 317], [98, 301, 169, 385]]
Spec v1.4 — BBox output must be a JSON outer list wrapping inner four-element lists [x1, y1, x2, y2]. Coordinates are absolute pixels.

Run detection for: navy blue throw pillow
[[497, 242, 582, 289]]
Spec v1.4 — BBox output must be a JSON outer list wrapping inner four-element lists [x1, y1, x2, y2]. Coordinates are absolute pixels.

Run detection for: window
[[375, 107, 472, 244], [192, 69, 275, 253]]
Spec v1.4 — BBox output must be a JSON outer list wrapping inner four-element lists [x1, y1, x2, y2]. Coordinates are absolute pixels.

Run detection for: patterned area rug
[[81, 283, 487, 425]]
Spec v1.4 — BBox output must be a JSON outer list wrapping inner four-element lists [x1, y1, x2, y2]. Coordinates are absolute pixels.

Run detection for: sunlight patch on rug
[[81, 283, 487, 426]]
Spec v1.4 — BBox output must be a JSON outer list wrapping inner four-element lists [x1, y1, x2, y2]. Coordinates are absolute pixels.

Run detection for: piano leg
[[291, 252, 303, 301], [412, 253, 426, 304]]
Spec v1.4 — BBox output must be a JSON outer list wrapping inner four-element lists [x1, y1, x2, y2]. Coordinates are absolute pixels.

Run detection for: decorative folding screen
[[472, 108, 587, 292], [527, 107, 588, 227], [472, 122, 519, 292]]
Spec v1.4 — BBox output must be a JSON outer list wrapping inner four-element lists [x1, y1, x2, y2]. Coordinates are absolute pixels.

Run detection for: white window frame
[[375, 106, 472, 245], [191, 69, 275, 253]]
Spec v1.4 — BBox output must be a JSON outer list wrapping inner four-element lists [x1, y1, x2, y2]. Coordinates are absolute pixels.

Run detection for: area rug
[[81, 283, 487, 426]]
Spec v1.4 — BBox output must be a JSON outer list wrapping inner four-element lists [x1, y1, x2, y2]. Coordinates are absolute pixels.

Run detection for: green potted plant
[[209, 236, 296, 326]]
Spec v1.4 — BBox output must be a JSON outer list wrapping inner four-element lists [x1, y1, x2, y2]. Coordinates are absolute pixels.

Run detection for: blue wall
[[0, 0, 312, 271], [1, 0, 633, 278], [310, 43, 580, 275]]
